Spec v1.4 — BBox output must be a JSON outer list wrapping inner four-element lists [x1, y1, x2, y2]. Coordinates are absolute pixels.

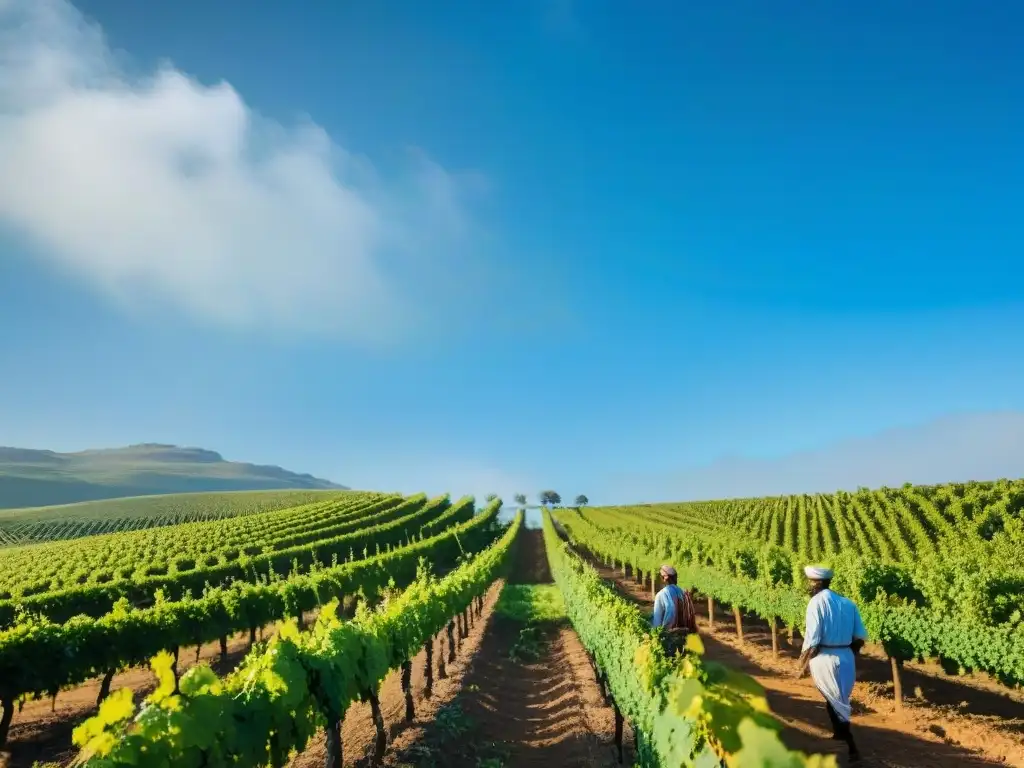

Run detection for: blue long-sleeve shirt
[[652, 584, 686, 628]]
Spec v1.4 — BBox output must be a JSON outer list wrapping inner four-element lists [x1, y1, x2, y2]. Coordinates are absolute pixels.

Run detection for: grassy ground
[[494, 584, 568, 664], [493, 584, 566, 622]]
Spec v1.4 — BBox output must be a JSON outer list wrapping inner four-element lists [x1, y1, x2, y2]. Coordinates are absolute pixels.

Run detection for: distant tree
[[539, 490, 561, 507], [485, 493, 498, 502], [574, 494, 589, 508], [514, 493, 527, 506]]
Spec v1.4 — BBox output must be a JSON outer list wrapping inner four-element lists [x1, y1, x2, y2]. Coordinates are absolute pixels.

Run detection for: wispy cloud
[[0, 0, 487, 343], [600, 411, 1024, 503]]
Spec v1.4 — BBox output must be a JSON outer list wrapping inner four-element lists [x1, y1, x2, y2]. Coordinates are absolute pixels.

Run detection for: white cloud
[[601, 411, 1024, 503], [0, 0, 483, 341]]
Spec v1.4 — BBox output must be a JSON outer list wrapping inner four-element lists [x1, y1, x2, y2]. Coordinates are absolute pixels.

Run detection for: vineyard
[[1, 483, 1023, 767], [0, 489, 351, 545], [561, 479, 1024, 692]]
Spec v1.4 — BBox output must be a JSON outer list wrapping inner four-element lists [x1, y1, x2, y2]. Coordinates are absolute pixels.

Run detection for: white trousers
[[809, 648, 856, 722]]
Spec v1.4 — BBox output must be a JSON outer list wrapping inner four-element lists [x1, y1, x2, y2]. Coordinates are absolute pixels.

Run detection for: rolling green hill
[[0, 443, 346, 510]]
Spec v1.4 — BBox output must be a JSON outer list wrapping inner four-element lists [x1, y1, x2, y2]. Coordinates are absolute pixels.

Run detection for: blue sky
[[1, 0, 1022, 503]]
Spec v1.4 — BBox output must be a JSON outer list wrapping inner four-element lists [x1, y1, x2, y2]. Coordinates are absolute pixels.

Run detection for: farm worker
[[796, 565, 868, 762], [651, 564, 698, 656]]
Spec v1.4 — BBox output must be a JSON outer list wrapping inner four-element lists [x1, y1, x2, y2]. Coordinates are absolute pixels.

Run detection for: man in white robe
[[796, 565, 867, 762]]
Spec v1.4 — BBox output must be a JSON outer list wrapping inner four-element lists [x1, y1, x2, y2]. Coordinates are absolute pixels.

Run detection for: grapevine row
[[541, 511, 831, 767], [0, 496, 502, 746], [557, 507, 1024, 689], [68, 507, 522, 768], [0, 492, 392, 597], [0, 493, 454, 627], [0, 489, 354, 545]]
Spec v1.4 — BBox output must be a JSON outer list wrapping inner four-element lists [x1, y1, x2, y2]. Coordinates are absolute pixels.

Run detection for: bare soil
[[288, 583, 504, 768], [381, 529, 628, 768], [595, 558, 1024, 768]]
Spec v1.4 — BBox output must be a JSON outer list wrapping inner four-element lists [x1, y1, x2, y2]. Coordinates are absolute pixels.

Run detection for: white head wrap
[[660, 564, 677, 577], [804, 565, 834, 580]]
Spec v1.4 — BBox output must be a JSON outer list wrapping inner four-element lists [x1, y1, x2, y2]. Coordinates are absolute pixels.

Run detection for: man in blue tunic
[[796, 565, 868, 762], [651, 564, 697, 656]]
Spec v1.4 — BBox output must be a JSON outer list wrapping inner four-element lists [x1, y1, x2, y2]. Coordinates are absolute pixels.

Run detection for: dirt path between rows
[[384, 529, 628, 768], [286, 581, 501, 768], [590, 556, 1024, 768]]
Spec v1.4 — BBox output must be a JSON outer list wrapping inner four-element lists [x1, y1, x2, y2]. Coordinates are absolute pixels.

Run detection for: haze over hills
[[0, 443, 346, 510]]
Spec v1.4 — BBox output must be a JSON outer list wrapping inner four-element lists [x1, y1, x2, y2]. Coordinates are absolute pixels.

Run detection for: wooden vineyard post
[[172, 646, 181, 693], [890, 655, 904, 711], [468, 604, 474, 629], [424, 638, 434, 697], [324, 714, 343, 768], [438, 636, 448, 680], [613, 702, 624, 764], [97, 668, 116, 707], [0, 696, 14, 751], [401, 660, 415, 722], [707, 596, 715, 631], [367, 689, 387, 765], [447, 620, 457, 662], [651, 571, 657, 601], [219, 635, 229, 665], [733, 605, 744, 644], [770, 617, 779, 657], [195, 643, 202, 664], [249, 626, 257, 648]]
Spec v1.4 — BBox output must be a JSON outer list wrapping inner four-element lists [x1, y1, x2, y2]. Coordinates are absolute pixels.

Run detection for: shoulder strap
[[671, 589, 698, 633]]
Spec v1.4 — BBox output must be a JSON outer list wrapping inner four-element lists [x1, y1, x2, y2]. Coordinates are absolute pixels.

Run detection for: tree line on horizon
[[482, 491, 588, 507]]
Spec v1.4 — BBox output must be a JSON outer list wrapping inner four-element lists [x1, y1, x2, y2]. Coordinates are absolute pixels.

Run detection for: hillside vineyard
[[553, 479, 1024, 690], [0, 489, 352, 544], [3, 495, 836, 768], [1, 494, 496, 725], [4, 482, 1024, 767]]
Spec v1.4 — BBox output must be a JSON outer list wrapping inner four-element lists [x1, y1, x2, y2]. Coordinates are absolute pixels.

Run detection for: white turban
[[660, 564, 677, 577], [804, 565, 834, 580]]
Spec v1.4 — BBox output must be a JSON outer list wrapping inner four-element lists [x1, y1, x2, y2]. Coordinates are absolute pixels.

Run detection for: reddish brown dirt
[[382, 529, 629, 768], [594, 558, 1024, 768], [1, 612, 319, 768], [288, 583, 504, 768]]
